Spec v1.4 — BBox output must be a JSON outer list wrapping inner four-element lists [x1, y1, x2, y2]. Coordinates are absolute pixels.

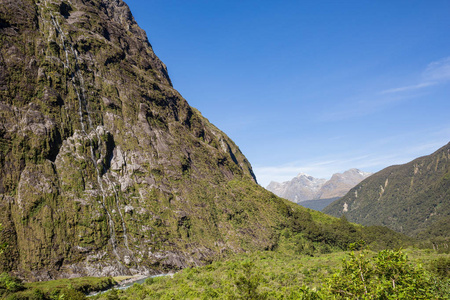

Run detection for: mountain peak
[[296, 172, 310, 177], [267, 169, 372, 203], [295, 172, 323, 182]]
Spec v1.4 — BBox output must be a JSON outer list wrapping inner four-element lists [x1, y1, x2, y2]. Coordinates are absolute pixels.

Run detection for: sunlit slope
[[324, 142, 450, 237]]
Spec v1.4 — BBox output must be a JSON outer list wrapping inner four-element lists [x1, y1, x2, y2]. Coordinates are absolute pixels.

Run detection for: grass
[[88, 244, 449, 299], [90, 250, 347, 299], [2, 244, 448, 299], [6, 276, 116, 299], [112, 276, 135, 283]]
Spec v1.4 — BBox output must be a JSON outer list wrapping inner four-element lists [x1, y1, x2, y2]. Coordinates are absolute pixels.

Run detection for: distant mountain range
[[323, 142, 450, 238], [266, 169, 371, 204]]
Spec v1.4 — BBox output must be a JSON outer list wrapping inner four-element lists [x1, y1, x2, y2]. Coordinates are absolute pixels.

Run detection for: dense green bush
[[53, 287, 86, 300], [232, 261, 264, 300], [2, 243, 447, 299], [29, 288, 45, 300], [0, 273, 24, 293], [428, 256, 450, 279], [88, 248, 448, 299], [324, 248, 446, 299]]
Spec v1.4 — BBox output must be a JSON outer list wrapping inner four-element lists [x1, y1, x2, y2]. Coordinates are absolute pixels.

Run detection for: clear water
[[87, 274, 169, 297]]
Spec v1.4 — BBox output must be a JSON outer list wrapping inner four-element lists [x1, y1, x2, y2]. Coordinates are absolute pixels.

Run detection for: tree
[[233, 261, 266, 300]]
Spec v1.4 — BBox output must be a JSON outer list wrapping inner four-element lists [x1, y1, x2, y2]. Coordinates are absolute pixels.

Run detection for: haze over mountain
[[323, 143, 450, 238], [267, 169, 371, 204]]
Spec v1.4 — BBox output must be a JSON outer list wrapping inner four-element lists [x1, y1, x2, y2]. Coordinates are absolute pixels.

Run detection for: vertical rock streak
[[106, 175, 130, 250], [0, 0, 276, 279], [43, 0, 123, 259]]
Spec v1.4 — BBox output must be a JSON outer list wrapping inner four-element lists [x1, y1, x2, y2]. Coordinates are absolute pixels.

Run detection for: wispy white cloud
[[255, 151, 402, 187], [380, 82, 436, 94], [423, 56, 450, 82], [382, 56, 450, 94], [318, 56, 450, 122], [254, 126, 450, 187], [254, 155, 372, 187]]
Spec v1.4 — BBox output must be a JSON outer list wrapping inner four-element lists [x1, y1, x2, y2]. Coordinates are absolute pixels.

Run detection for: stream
[[87, 274, 170, 297]]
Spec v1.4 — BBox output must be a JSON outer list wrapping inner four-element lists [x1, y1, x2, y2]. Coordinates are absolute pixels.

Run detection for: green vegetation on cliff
[[0, 0, 416, 281], [323, 142, 450, 241]]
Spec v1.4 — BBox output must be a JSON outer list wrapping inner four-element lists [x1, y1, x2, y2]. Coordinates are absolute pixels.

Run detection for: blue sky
[[125, 0, 450, 187]]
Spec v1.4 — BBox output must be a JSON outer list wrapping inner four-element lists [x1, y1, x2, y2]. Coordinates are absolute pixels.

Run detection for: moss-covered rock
[[0, 0, 411, 281]]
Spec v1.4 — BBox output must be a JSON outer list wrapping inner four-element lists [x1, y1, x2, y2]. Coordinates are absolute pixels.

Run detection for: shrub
[[0, 273, 24, 292], [232, 261, 266, 300], [428, 256, 450, 279], [105, 288, 119, 300], [29, 288, 45, 300], [58, 288, 87, 300], [324, 249, 441, 299]]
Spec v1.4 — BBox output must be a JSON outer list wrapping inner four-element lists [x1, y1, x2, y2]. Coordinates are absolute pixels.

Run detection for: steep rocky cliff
[[323, 143, 450, 237], [0, 0, 413, 282], [0, 0, 300, 280]]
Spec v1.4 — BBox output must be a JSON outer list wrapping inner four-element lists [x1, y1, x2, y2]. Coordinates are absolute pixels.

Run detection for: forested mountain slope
[[324, 142, 450, 238]]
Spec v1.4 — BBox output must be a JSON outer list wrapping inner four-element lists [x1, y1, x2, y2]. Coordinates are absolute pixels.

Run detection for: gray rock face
[[318, 169, 372, 200], [267, 169, 371, 203], [267, 173, 327, 203], [0, 0, 295, 281]]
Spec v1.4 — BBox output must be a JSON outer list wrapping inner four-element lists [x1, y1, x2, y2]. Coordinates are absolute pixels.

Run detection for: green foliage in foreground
[[0, 276, 115, 300], [1, 232, 448, 299], [0, 273, 25, 293], [326, 247, 448, 299], [90, 246, 449, 300]]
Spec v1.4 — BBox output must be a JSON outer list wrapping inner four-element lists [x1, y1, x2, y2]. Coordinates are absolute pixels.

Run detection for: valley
[[0, 0, 448, 299]]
